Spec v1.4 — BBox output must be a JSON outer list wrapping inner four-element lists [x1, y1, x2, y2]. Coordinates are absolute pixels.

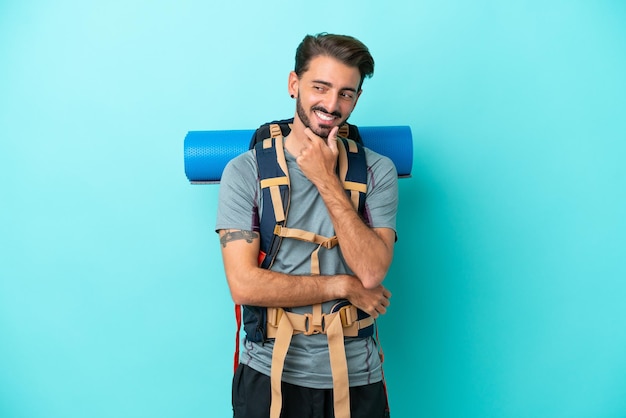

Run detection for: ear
[[288, 71, 299, 98]]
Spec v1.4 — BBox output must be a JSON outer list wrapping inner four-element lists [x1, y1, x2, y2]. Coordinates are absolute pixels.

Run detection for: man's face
[[290, 55, 362, 138]]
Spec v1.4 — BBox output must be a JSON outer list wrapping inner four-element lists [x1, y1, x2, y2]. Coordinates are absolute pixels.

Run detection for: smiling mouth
[[313, 108, 342, 125], [315, 110, 335, 122]]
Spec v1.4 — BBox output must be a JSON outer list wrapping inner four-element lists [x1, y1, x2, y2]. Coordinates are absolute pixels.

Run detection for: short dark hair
[[294, 33, 375, 90]]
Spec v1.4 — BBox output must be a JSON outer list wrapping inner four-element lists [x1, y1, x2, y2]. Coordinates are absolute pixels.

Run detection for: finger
[[327, 126, 339, 153], [303, 127, 322, 143]]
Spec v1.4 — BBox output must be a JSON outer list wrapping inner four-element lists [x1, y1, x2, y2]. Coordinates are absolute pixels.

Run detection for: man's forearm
[[220, 229, 351, 307], [228, 266, 390, 319], [227, 264, 351, 308], [315, 176, 394, 289]]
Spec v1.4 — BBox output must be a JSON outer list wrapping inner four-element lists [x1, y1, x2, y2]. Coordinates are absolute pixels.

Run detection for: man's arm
[[218, 228, 391, 318], [296, 127, 396, 289]]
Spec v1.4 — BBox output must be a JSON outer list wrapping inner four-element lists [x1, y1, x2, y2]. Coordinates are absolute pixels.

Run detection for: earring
[[290, 94, 295, 98]]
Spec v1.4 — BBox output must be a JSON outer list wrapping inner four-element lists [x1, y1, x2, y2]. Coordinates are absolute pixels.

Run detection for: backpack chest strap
[[273, 225, 338, 275]]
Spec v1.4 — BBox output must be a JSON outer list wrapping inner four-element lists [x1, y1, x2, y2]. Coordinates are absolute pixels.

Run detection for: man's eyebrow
[[312, 79, 358, 93]]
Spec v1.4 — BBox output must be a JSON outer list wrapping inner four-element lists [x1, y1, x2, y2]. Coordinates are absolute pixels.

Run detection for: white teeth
[[315, 111, 334, 121]]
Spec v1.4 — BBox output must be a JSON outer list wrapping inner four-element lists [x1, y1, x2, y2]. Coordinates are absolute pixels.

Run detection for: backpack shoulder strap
[[337, 136, 367, 214], [254, 124, 290, 269], [235, 124, 288, 369]]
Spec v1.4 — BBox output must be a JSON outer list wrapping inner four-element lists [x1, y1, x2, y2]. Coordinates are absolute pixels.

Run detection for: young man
[[216, 33, 398, 418]]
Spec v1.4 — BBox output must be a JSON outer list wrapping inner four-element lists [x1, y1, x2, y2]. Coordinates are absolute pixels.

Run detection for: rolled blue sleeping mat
[[184, 125, 413, 183]]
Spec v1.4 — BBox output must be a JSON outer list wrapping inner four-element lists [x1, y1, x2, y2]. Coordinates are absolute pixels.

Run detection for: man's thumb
[[328, 126, 339, 152]]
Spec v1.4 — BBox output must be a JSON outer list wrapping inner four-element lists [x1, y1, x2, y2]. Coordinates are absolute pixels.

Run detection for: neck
[[284, 115, 309, 156]]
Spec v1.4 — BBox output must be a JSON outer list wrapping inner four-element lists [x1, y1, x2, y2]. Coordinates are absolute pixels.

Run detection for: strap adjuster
[[338, 305, 357, 327], [267, 307, 284, 327], [321, 236, 339, 249]]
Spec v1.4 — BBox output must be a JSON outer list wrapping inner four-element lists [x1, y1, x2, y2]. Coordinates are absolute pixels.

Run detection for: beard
[[295, 96, 346, 139]]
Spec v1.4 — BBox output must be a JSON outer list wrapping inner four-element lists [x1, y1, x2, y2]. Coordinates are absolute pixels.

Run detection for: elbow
[[361, 277, 385, 290], [358, 244, 394, 289], [228, 280, 257, 306], [226, 263, 271, 306], [358, 257, 392, 289], [229, 288, 248, 306], [360, 269, 388, 290], [226, 272, 254, 306]]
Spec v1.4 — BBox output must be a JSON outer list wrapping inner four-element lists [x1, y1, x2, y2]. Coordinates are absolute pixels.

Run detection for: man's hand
[[344, 276, 392, 318], [296, 126, 340, 186]]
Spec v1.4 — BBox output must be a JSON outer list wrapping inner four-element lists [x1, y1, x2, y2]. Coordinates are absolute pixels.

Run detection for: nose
[[322, 92, 340, 114]]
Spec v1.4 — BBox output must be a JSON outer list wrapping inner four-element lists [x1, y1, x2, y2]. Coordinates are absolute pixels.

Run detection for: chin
[[312, 125, 333, 138]]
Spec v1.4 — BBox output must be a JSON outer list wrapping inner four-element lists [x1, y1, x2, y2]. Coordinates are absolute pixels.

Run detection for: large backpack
[[234, 118, 388, 418]]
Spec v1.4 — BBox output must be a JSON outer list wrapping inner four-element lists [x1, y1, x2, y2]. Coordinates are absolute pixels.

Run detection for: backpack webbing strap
[[260, 136, 289, 223], [269, 312, 295, 418], [233, 304, 241, 373], [269, 123, 282, 139], [375, 322, 391, 417], [272, 225, 338, 275], [272, 225, 338, 247], [327, 313, 350, 418], [337, 124, 350, 139]]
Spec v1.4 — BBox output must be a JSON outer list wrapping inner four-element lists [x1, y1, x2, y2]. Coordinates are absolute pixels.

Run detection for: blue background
[[1, 1, 626, 417]]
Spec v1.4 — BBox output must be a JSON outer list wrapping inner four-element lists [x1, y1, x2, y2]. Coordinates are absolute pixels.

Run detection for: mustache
[[311, 106, 342, 120]]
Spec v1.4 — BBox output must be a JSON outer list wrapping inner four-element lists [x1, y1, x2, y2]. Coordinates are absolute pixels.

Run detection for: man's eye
[[341, 92, 354, 99]]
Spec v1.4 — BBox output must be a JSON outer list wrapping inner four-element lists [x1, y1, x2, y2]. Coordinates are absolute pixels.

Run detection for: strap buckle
[[303, 313, 325, 335], [321, 236, 339, 249], [338, 305, 357, 327]]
